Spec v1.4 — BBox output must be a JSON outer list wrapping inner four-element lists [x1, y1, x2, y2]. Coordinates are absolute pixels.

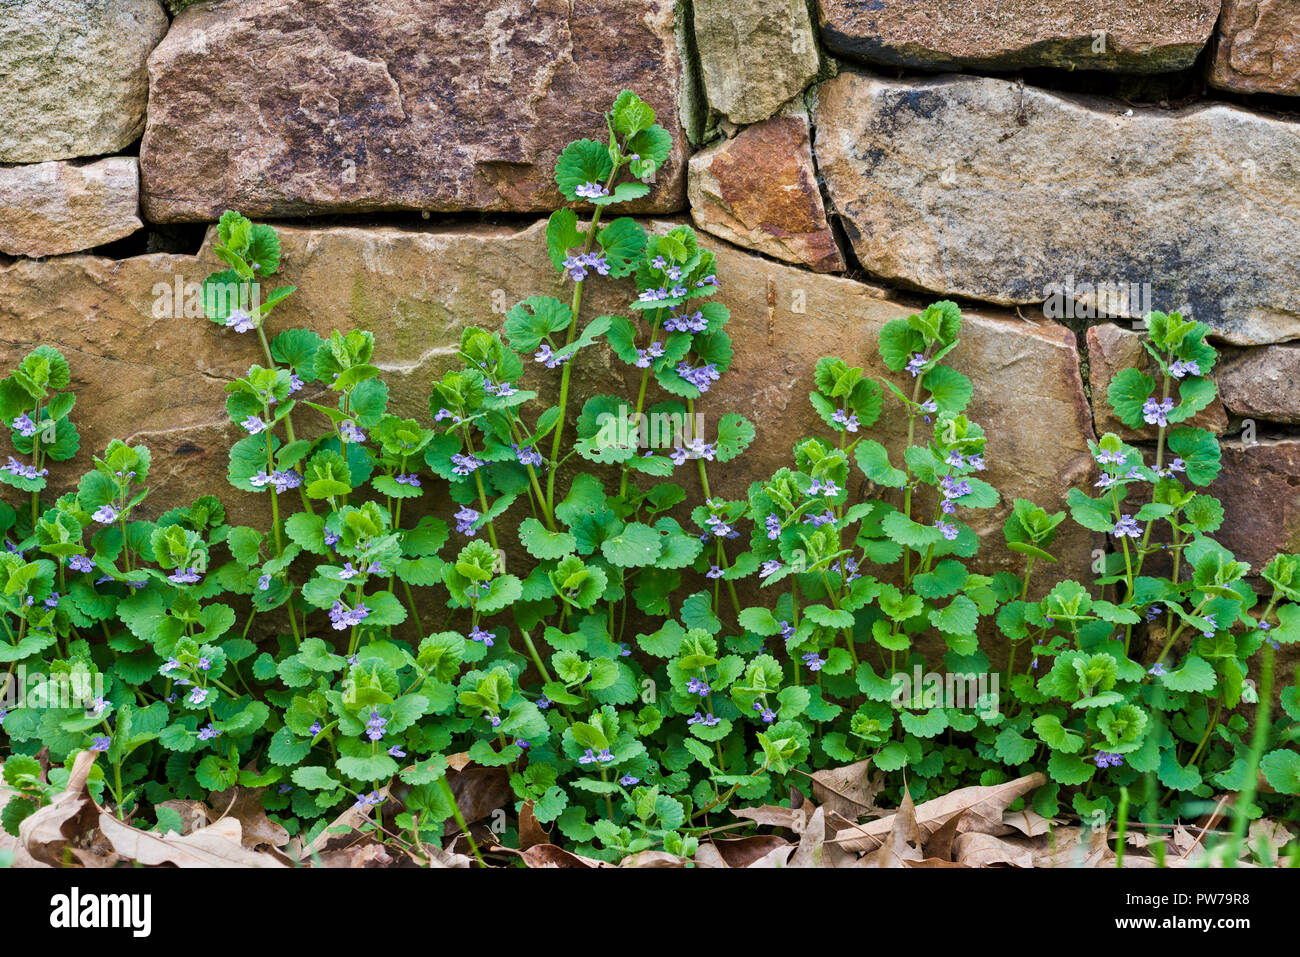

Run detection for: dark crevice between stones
[[673, 0, 709, 147]]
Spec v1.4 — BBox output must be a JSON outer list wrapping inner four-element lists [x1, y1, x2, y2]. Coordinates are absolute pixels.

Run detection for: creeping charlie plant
[[0, 92, 1296, 864]]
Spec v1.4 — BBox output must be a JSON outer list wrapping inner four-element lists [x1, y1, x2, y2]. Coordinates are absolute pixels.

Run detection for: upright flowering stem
[[544, 168, 619, 518], [254, 323, 314, 515], [690, 400, 741, 619], [901, 354, 929, 581]]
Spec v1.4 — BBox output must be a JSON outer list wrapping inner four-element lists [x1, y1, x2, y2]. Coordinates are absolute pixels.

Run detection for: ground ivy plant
[[1, 92, 1295, 863]]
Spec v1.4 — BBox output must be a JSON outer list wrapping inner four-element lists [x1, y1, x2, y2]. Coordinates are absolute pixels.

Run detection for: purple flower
[[2, 456, 48, 481], [664, 309, 708, 334], [906, 353, 927, 377], [225, 309, 255, 333], [513, 444, 544, 468], [197, 724, 221, 741], [168, 567, 202, 585], [831, 409, 859, 432], [67, 554, 94, 573], [258, 574, 272, 591], [596, 748, 615, 762], [686, 677, 711, 697], [578, 748, 597, 765], [1094, 751, 1124, 769], [574, 182, 609, 200], [450, 453, 484, 476], [1148, 662, 1166, 676], [759, 559, 783, 578], [354, 791, 386, 811], [802, 652, 825, 673], [765, 514, 781, 540], [753, 702, 777, 723], [676, 362, 721, 393], [619, 774, 639, 787], [469, 626, 495, 647], [1111, 514, 1141, 539], [803, 510, 836, 528], [187, 687, 209, 707], [339, 422, 366, 444], [241, 415, 267, 434], [309, 721, 323, 736], [12, 413, 38, 437], [935, 518, 959, 541], [687, 712, 720, 727], [779, 620, 795, 641], [288, 373, 304, 393], [328, 600, 371, 630], [516, 739, 530, 749], [1168, 457, 1186, 473], [454, 505, 480, 536], [89, 736, 112, 753], [1142, 397, 1174, 428], [536, 695, 551, 710], [365, 711, 387, 742], [706, 565, 723, 579], [1169, 360, 1200, 379], [43, 592, 60, 609], [534, 344, 570, 369], [634, 341, 666, 368]]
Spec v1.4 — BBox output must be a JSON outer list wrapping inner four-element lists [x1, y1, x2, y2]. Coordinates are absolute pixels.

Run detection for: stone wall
[[4, 0, 1300, 611]]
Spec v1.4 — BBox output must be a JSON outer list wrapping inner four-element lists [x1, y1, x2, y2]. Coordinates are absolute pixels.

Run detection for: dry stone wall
[[3, 0, 1300, 615]]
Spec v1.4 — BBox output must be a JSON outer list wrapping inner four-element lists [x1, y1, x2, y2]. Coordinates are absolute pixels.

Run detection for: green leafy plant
[[1, 92, 1295, 866]]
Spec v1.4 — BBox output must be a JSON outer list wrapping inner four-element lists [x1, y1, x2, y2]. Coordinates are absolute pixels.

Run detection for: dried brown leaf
[[831, 772, 1045, 852], [155, 799, 210, 836], [861, 785, 924, 868], [520, 843, 610, 868], [953, 831, 1036, 867], [207, 786, 290, 850], [804, 759, 884, 827], [19, 750, 98, 867], [517, 800, 550, 851], [619, 850, 690, 867], [696, 835, 792, 868], [99, 814, 287, 867], [731, 804, 804, 831]]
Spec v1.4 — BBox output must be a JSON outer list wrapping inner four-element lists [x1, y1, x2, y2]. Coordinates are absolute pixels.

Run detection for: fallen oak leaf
[[207, 786, 290, 851], [861, 785, 923, 868], [802, 759, 885, 828], [517, 800, 550, 851], [953, 831, 1036, 868], [520, 843, 611, 868], [99, 814, 287, 868], [731, 804, 805, 831], [831, 772, 1046, 852], [18, 750, 99, 867], [694, 835, 792, 868]]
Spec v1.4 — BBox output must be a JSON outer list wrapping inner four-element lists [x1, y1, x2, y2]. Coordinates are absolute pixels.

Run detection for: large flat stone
[[0, 0, 168, 164], [1209, 440, 1300, 572], [688, 112, 844, 272], [693, 0, 821, 124], [1210, 1, 1300, 95], [812, 72, 1300, 346], [817, 0, 1220, 73], [0, 221, 1097, 588], [1085, 324, 1228, 440], [139, 0, 687, 222], [1216, 344, 1300, 424], [0, 158, 142, 258]]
